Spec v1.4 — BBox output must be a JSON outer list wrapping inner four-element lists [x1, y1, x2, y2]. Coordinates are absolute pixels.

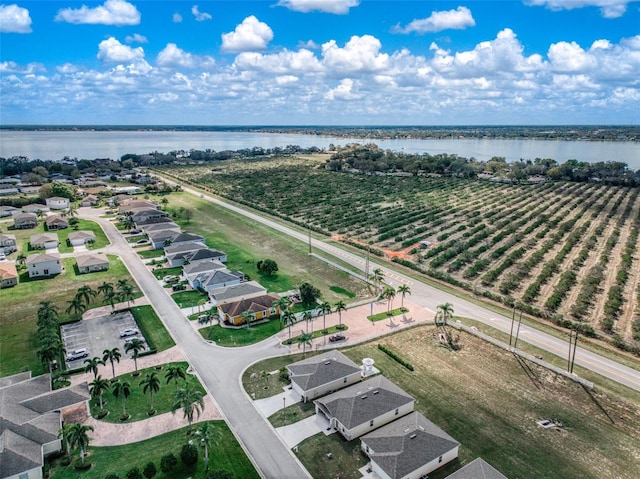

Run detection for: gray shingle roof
[[143, 222, 180, 233], [199, 270, 241, 288], [148, 229, 181, 242], [135, 216, 174, 226], [445, 458, 508, 479], [184, 260, 226, 277], [314, 376, 414, 429], [76, 254, 108, 268], [362, 411, 460, 479], [26, 253, 60, 265], [288, 351, 361, 392], [172, 232, 205, 244], [68, 230, 95, 241], [0, 429, 42, 477], [164, 242, 208, 256], [186, 249, 225, 262], [209, 281, 267, 302]]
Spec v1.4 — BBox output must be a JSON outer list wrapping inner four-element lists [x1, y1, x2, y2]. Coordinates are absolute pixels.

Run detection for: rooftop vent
[[324, 361, 331, 365], [373, 390, 379, 395], [410, 434, 417, 439], [361, 395, 368, 399]]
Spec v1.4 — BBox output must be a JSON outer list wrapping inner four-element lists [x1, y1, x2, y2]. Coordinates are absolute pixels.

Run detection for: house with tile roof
[[27, 254, 61, 278], [80, 194, 98, 207], [360, 411, 460, 479], [76, 254, 109, 274], [314, 376, 415, 441], [218, 293, 281, 326], [445, 458, 508, 479], [208, 281, 267, 306], [0, 262, 18, 289], [287, 351, 362, 402], [0, 372, 89, 479]]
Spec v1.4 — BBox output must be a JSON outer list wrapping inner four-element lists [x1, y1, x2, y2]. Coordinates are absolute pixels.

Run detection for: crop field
[[158, 156, 640, 346]]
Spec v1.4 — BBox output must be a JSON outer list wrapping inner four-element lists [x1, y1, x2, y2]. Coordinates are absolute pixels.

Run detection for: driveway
[[254, 388, 300, 418], [275, 413, 333, 449]]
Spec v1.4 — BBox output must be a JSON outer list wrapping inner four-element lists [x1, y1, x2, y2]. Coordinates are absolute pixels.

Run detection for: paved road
[[171, 183, 640, 393], [83, 208, 311, 479]]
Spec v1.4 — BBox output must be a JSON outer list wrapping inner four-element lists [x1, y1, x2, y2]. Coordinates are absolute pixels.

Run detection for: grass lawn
[[269, 400, 316, 428], [126, 234, 145, 243], [242, 353, 308, 400], [0, 255, 139, 377], [171, 290, 208, 308], [91, 362, 204, 423], [130, 305, 175, 351], [163, 193, 366, 302], [57, 219, 110, 250], [246, 326, 640, 479], [152, 266, 182, 279], [138, 248, 165, 259], [199, 319, 283, 347], [282, 325, 350, 345], [47, 421, 258, 479], [367, 307, 408, 322]]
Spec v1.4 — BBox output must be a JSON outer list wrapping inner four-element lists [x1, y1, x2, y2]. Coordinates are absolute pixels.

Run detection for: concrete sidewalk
[[275, 413, 334, 448]]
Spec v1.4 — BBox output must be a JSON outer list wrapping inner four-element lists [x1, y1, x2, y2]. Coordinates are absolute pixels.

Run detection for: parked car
[[129, 229, 141, 234], [329, 333, 346, 342], [119, 328, 140, 338], [124, 336, 145, 344], [66, 348, 88, 361], [163, 275, 179, 283], [135, 239, 149, 245]]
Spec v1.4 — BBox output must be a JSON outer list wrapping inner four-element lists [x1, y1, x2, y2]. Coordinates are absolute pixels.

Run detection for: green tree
[[117, 279, 136, 308], [334, 300, 347, 328], [281, 309, 295, 340], [297, 331, 313, 358], [112, 380, 132, 418], [76, 285, 97, 306], [182, 208, 193, 223], [180, 443, 199, 468], [143, 462, 157, 479], [126, 467, 142, 479], [160, 453, 178, 474], [103, 289, 118, 311], [89, 375, 110, 410], [102, 347, 121, 379], [172, 384, 205, 432], [165, 365, 187, 392], [124, 338, 146, 374], [140, 372, 161, 413], [241, 309, 255, 330], [380, 285, 396, 313], [97, 281, 114, 299], [69, 422, 94, 466], [273, 296, 290, 318], [160, 197, 169, 208], [195, 422, 220, 473], [57, 423, 74, 462], [302, 310, 313, 334], [318, 302, 332, 333], [66, 296, 86, 320], [299, 282, 321, 306], [370, 268, 385, 290], [256, 259, 278, 276], [37, 301, 59, 327], [37, 337, 64, 377], [397, 284, 411, 309], [436, 302, 455, 326], [83, 356, 105, 380]]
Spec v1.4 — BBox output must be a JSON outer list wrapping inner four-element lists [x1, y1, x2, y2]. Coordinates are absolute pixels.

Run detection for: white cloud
[[125, 33, 148, 44], [156, 43, 215, 69], [0, 61, 44, 74], [172, 12, 183, 23], [322, 35, 389, 74], [97, 37, 145, 63], [395, 6, 475, 34], [0, 4, 32, 33], [526, 0, 635, 19], [277, 0, 360, 14], [191, 5, 212, 21], [234, 49, 322, 73], [548, 41, 598, 72], [55, 0, 140, 26], [221, 16, 273, 53], [325, 78, 361, 100], [276, 75, 299, 85]]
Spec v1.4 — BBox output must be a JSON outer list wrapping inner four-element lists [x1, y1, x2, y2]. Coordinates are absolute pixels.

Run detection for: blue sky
[[1, 0, 639, 125]]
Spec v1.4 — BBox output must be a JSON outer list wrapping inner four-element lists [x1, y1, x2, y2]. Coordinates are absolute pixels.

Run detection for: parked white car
[[119, 328, 140, 338], [66, 348, 88, 361]]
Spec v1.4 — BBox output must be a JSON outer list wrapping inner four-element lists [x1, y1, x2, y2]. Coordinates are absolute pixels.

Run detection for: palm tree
[[165, 365, 186, 392], [58, 423, 74, 462], [103, 289, 118, 311], [281, 309, 295, 340], [370, 268, 385, 290], [69, 422, 94, 466], [297, 331, 313, 358], [334, 300, 347, 328], [381, 285, 396, 313], [195, 422, 219, 473], [37, 301, 59, 323], [66, 297, 86, 320], [16, 252, 26, 266], [302, 310, 313, 334], [160, 197, 169, 208], [318, 302, 332, 334], [102, 347, 121, 379], [172, 384, 205, 432], [241, 309, 255, 330], [436, 302, 455, 326], [89, 375, 110, 410], [97, 281, 114, 299], [273, 297, 290, 319], [38, 336, 64, 376], [140, 372, 161, 413], [67, 203, 78, 218], [124, 338, 146, 374], [118, 282, 136, 308], [76, 285, 97, 306], [397, 284, 411, 310], [83, 356, 105, 380], [112, 380, 132, 418]]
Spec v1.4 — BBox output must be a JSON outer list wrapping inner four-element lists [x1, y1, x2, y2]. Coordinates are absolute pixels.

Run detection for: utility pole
[[308, 224, 311, 254], [513, 310, 523, 349], [365, 247, 370, 283], [509, 306, 516, 348], [568, 329, 579, 373]]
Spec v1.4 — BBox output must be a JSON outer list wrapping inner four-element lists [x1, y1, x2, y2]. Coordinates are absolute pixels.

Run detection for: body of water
[[1, 130, 638, 168]]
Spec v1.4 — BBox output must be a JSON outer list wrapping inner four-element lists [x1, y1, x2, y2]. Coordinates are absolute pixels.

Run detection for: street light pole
[[283, 397, 286, 424]]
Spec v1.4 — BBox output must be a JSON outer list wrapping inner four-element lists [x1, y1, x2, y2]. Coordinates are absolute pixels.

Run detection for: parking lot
[[61, 311, 144, 369]]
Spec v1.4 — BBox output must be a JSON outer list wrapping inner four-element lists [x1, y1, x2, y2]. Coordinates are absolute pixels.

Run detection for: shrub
[[207, 471, 233, 479], [126, 468, 142, 479], [378, 344, 414, 371], [142, 462, 157, 479], [180, 443, 199, 467], [105, 475, 119, 479], [160, 453, 178, 474]]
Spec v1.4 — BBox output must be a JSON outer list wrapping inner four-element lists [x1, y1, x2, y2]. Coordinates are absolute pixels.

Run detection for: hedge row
[[378, 344, 414, 371]]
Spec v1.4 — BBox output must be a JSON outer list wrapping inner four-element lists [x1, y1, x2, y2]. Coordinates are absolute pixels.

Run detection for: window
[[19, 473, 29, 479]]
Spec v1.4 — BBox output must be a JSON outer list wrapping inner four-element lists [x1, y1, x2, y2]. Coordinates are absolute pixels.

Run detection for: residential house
[[27, 253, 61, 278], [68, 231, 96, 246], [0, 372, 89, 479], [445, 458, 508, 479], [135, 216, 175, 227], [111, 186, 141, 194], [0, 234, 17, 254], [164, 242, 209, 267], [287, 351, 362, 403], [184, 248, 226, 265], [0, 262, 18, 288], [45, 197, 70, 210], [44, 215, 68, 230], [13, 213, 38, 229], [21, 204, 49, 214], [118, 199, 158, 213], [0, 205, 19, 217], [30, 233, 59, 250], [218, 293, 281, 326], [314, 376, 415, 441], [170, 233, 207, 248], [18, 185, 42, 195], [190, 269, 243, 292], [0, 186, 18, 196], [76, 254, 109, 274], [129, 207, 168, 223], [148, 228, 182, 249], [140, 221, 180, 234], [361, 411, 460, 479], [208, 281, 267, 306], [184, 260, 227, 284], [80, 194, 98, 207]]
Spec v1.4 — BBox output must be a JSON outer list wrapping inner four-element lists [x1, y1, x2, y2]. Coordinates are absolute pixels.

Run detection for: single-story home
[[0, 372, 90, 479], [118, 199, 158, 213], [141, 221, 180, 234], [218, 293, 282, 326], [185, 248, 227, 265], [80, 194, 98, 207], [76, 254, 109, 274], [68, 230, 96, 246], [45, 214, 68, 230], [135, 216, 174, 227], [0, 205, 19, 217], [314, 376, 415, 441], [361, 411, 460, 479], [184, 260, 227, 283], [111, 186, 141, 195], [190, 269, 243, 292], [13, 213, 38, 229], [148, 228, 182, 249], [45, 196, 70, 210], [170, 232, 207, 248], [0, 186, 19, 196], [445, 458, 508, 479], [165, 242, 209, 267], [27, 253, 61, 278], [22, 204, 49, 214], [129, 207, 168, 223], [18, 185, 42, 195], [287, 350, 363, 403], [208, 280, 267, 306], [0, 262, 18, 288], [0, 233, 17, 254], [30, 233, 59, 250]]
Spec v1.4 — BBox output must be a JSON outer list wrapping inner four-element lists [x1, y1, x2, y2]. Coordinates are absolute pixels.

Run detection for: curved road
[[174, 183, 640, 392]]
